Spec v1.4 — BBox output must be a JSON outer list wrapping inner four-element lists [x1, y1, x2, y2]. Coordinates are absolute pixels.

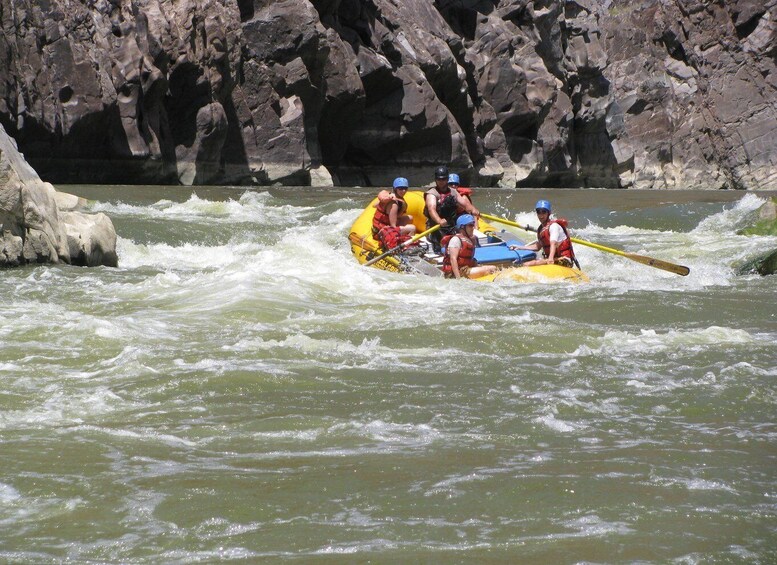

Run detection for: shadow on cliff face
[[167, 63, 212, 149], [6, 105, 179, 185], [221, 98, 253, 185], [336, 67, 406, 186]]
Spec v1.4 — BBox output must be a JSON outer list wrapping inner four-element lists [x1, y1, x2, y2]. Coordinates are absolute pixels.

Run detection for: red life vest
[[441, 234, 477, 272], [456, 187, 473, 215], [538, 218, 574, 259], [372, 190, 406, 234]]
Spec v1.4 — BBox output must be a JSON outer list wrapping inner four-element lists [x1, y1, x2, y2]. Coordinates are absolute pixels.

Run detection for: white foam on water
[[92, 191, 316, 225], [0, 387, 129, 430], [651, 475, 738, 494], [0, 491, 86, 530], [249, 429, 322, 442], [573, 326, 755, 358], [692, 193, 768, 235], [535, 412, 583, 433], [255, 333, 435, 360], [0, 482, 21, 503], [117, 237, 264, 271], [328, 419, 441, 447], [554, 514, 635, 537], [73, 425, 199, 448]]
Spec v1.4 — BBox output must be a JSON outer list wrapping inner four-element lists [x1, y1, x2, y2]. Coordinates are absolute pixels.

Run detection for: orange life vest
[[538, 219, 574, 259], [372, 190, 406, 234], [441, 234, 477, 272]]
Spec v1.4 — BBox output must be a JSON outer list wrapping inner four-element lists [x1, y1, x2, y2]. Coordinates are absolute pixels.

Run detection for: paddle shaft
[[349, 232, 401, 267], [363, 224, 441, 267], [481, 213, 690, 276]]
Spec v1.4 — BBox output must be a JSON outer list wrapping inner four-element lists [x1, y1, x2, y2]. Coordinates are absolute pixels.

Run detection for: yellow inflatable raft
[[348, 191, 588, 283]]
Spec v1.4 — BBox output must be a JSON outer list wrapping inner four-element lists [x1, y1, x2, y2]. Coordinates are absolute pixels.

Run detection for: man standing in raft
[[511, 199, 578, 268], [372, 177, 417, 250], [442, 214, 498, 279], [424, 165, 480, 253]]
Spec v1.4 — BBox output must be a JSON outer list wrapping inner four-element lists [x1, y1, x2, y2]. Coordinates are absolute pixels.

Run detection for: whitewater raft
[[349, 191, 588, 283]]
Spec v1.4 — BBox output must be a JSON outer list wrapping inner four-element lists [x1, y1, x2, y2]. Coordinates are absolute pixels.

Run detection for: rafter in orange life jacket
[[441, 233, 477, 273]]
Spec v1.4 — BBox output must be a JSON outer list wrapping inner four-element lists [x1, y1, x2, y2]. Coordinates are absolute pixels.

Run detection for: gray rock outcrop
[[736, 198, 777, 275], [0, 123, 117, 267], [0, 0, 775, 189]]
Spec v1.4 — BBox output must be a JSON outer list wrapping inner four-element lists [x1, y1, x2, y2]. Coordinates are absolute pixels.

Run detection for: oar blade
[[624, 253, 690, 276]]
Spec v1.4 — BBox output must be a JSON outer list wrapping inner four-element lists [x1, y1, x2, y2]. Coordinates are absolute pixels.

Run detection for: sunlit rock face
[[0, 123, 117, 268], [0, 0, 774, 189]]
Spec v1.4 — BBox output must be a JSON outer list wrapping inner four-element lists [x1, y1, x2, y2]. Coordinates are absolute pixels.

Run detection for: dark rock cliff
[[0, 0, 774, 189]]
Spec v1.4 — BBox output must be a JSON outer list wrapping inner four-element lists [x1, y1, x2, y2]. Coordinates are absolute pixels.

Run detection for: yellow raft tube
[[348, 191, 588, 283]]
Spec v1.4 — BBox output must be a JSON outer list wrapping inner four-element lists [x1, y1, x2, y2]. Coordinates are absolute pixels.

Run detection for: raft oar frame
[[363, 224, 441, 267]]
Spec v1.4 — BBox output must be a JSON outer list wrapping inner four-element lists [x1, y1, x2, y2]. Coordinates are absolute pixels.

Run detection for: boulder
[[738, 198, 777, 236], [736, 198, 777, 275], [0, 123, 117, 267], [59, 210, 119, 267], [737, 248, 777, 276]]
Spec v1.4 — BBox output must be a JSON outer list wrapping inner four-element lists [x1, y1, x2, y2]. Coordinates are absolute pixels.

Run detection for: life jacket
[[538, 218, 574, 260], [441, 234, 477, 272], [377, 226, 405, 249], [456, 187, 473, 215], [372, 190, 407, 235], [423, 187, 461, 225]]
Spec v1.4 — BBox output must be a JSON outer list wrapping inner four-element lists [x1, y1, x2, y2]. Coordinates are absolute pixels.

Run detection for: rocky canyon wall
[[0, 0, 774, 189]]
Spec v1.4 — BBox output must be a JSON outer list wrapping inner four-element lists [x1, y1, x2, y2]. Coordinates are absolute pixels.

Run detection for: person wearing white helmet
[[510, 199, 577, 267], [441, 214, 498, 279]]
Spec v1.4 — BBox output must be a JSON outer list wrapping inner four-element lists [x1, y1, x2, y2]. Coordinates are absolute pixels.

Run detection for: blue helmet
[[456, 214, 476, 229], [393, 177, 409, 189], [448, 173, 460, 185], [535, 199, 552, 213]]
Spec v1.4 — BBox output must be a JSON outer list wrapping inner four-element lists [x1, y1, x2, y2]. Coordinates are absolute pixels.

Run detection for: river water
[[1, 186, 775, 563]]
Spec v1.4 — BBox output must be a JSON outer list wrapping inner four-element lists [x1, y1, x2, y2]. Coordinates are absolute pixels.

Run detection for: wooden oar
[[481, 213, 690, 276], [363, 224, 440, 267]]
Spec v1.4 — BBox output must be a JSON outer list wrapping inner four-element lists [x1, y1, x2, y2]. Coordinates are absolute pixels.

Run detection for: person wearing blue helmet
[[372, 177, 417, 249], [423, 166, 479, 253], [448, 172, 476, 215], [441, 214, 498, 279], [510, 199, 577, 268]]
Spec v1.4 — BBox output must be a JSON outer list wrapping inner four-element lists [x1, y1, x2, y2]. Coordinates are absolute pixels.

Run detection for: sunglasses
[[536, 209, 549, 214]]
